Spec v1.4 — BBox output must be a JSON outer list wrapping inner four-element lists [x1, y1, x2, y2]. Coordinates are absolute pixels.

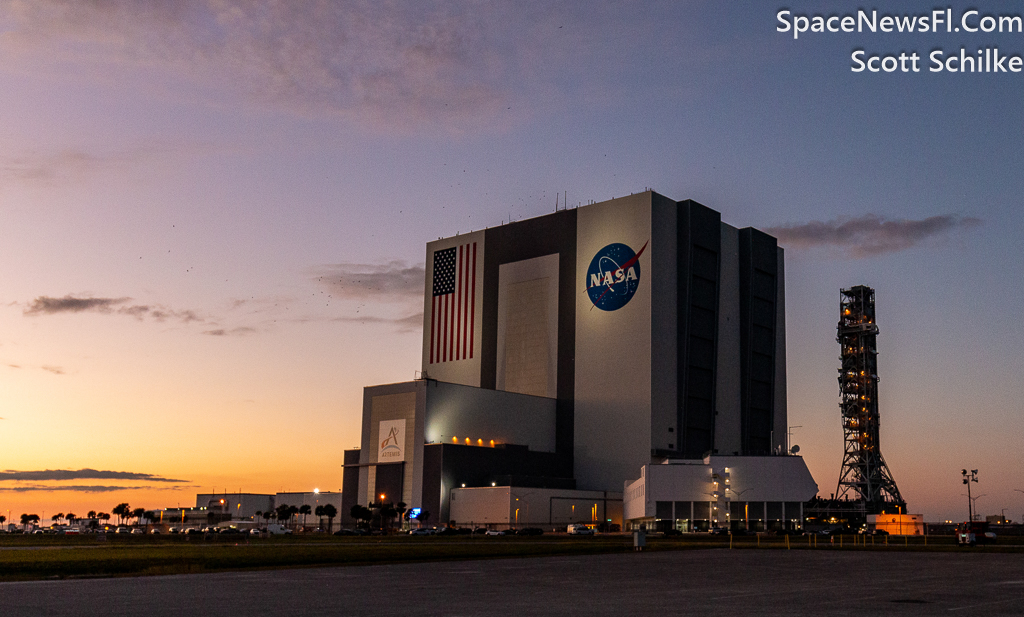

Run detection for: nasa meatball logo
[[586, 241, 648, 311]]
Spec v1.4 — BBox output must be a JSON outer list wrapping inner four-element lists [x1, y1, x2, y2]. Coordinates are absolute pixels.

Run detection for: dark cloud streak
[[24, 295, 204, 324], [0, 469, 189, 483], [766, 214, 981, 258], [0, 484, 174, 493]]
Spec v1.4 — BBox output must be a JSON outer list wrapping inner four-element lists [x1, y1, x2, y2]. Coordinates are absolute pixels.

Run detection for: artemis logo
[[586, 241, 648, 311], [381, 427, 401, 453], [378, 419, 405, 461]]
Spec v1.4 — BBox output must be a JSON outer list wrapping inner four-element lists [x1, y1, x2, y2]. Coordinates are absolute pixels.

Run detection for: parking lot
[[2, 548, 1023, 616]]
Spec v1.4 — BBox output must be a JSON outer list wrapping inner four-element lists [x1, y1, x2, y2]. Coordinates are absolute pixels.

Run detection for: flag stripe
[[470, 243, 476, 359], [455, 245, 463, 360], [429, 295, 436, 364]]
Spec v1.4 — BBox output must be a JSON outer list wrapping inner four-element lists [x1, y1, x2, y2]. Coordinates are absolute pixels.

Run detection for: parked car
[[115, 527, 130, 534], [409, 527, 435, 536], [484, 529, 503, 536], [568, 524, 594, 535], [516, 527, 544, 536]]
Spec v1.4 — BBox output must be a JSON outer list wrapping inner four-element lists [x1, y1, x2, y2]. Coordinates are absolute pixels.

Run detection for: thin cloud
[[0, 469, 189, 483], [313, 262, 424, 302], [40, 365, 64, 375], [0, 1, 532, 131], [202, 327, 257, 337], [766, 214, 981, 258], [23, 295, 205, 324], [332, 312, 423, 333], [0, 143, 224, 188], [0, 149, 108, 184]]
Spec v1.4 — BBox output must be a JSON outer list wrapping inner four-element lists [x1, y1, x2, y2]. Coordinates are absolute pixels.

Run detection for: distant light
[[461, 483, 466, 488], [314, 488, 319, 494], [490, 440, 495, 447], [380, 494, 385, 501], [465, 437, 471, 445], [491, 482, 496, 487], [452, 436, 458, 443]]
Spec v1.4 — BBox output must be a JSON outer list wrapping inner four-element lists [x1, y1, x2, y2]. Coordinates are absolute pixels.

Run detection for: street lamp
[[732, 487, 757, 531], [962, 469, 978, 522]]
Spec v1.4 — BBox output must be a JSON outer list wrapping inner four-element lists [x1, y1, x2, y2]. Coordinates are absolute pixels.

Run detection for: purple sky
[[1, 1, 1021, 522]]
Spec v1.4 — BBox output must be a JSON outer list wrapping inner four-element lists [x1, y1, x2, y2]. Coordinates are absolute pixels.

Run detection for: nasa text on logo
[[586, 241, 648, 311]]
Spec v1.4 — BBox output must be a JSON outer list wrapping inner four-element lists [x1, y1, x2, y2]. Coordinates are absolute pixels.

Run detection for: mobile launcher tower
[[833, 285, 906, 515]]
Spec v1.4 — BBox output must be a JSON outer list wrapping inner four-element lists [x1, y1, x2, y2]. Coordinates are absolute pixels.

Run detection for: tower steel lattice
[[834, 285, 905, 514]]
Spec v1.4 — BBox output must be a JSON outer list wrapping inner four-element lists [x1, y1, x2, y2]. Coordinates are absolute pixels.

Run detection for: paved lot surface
[[2, 549, 1023, 616]]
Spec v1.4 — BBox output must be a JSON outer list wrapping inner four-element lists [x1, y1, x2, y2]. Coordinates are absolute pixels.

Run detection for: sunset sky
[[2, 1, 1022, 524]]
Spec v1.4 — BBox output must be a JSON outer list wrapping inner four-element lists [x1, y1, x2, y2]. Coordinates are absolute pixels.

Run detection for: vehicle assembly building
[[342, 191, 818, 530]]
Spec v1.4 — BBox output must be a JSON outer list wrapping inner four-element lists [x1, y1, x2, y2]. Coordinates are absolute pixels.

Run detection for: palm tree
[[275, 504, 291, 526], [299, 505, 311, 530], [314, 505, 325, 531], [0, 515, 6, 530], [98, 512, 111, 529], [287, 505, 299, 530], [323, 504, 338, 533], [87, 510, 97, 520], [52, 512, 64, 526], [350, 504, 371, 530], [112, 503, 131, 526], [66, 513, 77, 527], [131, 507, 146, 527], [20, 513, 40, 531]]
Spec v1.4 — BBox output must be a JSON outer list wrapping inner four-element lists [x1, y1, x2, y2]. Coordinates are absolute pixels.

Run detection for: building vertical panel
[[650, 194, 678, 456], [773, 247, 787, 453], [738, 228, 778, 455], [677, 200, 722, 459], [574, 194, 652, 490], [715, 224, 742, 456], [482, 210, 577, 458]]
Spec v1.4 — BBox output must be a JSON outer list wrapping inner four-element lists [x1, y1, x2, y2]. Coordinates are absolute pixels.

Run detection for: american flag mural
[[429, 242, 477, 364]]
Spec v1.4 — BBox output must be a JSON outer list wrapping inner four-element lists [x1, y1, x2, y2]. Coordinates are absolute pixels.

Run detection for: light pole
[[732, 487, 756, 531], [962, 469, 978, 522], [787, 426, 802, 454]]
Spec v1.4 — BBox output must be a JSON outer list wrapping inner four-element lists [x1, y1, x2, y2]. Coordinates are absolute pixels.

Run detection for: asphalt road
[[2, 549, 1022, 616]]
